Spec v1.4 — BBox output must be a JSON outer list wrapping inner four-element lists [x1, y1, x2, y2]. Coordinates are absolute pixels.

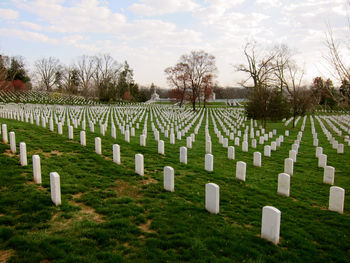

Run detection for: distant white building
[[200, 91, 216, 102], [145, 90, 160, 104]]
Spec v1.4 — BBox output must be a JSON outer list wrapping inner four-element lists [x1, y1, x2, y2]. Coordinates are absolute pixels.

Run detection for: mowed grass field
[[0, 110, 349, 262]]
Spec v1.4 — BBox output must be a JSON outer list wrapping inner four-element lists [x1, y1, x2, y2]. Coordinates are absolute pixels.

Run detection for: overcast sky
[[0, 0, 347, 88]]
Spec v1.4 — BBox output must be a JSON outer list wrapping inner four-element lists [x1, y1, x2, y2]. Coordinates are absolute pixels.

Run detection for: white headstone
[[95, 137, 102, 155], [9, 131, 16, 153], [32, 155, 41, 184], [170, 133, 175, 144], [277, 173, 290, 197], [19, 142, 27, 166], [318, 154, 327, 168], [284, 158, 293, 176], [49, 118, 54, 131], [289, 150, 297, 163], [164, 166, 174, 192], [158, 140, 165, 155], [271, 142, 276, 151], [315, 147, 323, 158], [261, 206, 281, 244], [279, 135, 284, 143], [205, 154, 214, 172], [276, 138, 281, 147], [230, 133, 234, 140], [264, 145, 271, 157], [68, 126, 73, 140], [111, 125, 116, 139], [140, 134, 146, 147], [125, 130, 130, 143], [113, 144, 121, 164], [50, 172, 61, 206], [234, 137, 240, 146], [253, 152, 261, 167], [177, 131, 182, 140], [337, 144, 344, 154], [205, 183, 219, 214], [228, 146, 235, 160], [252, 139, 257, 148], [242, 141, 248, 152], [80, 131, 86, 146], [100, 124, 105, 136], [135, 153, 144, 176], [58, 123, 63, 135], [259, 136, 264, 145], [2, 124, 8, 143], [329, 186, 345, 214], [180, 146, 187, 164], [292, 144, 298, 154], [323, 166, 335, 185], [223, 138, 228, 148], [236, 161, 246, 181], [206, 140, 212, 154], [186, 137, 192, 149]]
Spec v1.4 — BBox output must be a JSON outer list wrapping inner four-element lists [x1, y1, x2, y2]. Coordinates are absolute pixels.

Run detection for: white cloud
[[0, 28, 57, 44], [129, 0, 200, 16], [333, 5, 347, 16], [3, 0, 350, 87], [13, 0, 126, 34], [0, 8, 19, 20], [256, 0, 281, 7], [11, 0, 203, 52], [20, 21, 42, 31], [205, 0, 245, 9], [118, 19, 202, 47], [62, 35, 101, 52]]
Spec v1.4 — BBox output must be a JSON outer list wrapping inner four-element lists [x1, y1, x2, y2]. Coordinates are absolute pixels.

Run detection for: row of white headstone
[[1, 124, 62, 206]]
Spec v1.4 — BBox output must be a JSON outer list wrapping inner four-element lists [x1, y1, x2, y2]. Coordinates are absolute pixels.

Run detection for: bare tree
[[93, 54, 121, 98], [164, 62, 190, 107], [201, 73, 215, 108], [0, 55, 10, 90], [34, 57, 60, 91], [180, 50, 217, 110], [323, 0, 350, 106], [236, 41, 280, 126], [236, 42, 277, 89], [273, 44, 293, 92], [75, 55, 95, 97], [62, 66, 80, 95], [325, 25, 350, 104], [165, 51, 216, 110], [325, 26, 350, 83], [274, 52, 315, 127]]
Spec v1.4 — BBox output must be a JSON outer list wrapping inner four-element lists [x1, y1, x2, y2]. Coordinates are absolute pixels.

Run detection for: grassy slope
[[0, 110, 349, 263]]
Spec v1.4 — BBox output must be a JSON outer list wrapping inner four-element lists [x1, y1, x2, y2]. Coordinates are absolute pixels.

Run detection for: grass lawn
[[0, 108, 349, 262]]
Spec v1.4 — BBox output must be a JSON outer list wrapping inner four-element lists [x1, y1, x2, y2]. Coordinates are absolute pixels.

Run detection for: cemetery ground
[[0, 111, 349, 262]]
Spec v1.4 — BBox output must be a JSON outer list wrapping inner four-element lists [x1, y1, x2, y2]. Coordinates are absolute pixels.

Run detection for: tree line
[[234, 41, 350, 128], [1, 23, 349, 112], [33, 54, 145, 102], [0, 54, 159, 102]]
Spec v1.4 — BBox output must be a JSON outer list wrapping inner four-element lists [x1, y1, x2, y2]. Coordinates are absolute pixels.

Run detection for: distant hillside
[[0, 90, 97, 105]]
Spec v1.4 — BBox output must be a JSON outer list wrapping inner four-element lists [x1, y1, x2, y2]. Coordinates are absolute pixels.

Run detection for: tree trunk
[[179, 97, 184, 107], [292, 107, 296, 128]]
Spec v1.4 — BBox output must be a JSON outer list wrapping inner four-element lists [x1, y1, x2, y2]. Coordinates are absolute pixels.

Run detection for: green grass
[[0, 109, 349, 263]]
